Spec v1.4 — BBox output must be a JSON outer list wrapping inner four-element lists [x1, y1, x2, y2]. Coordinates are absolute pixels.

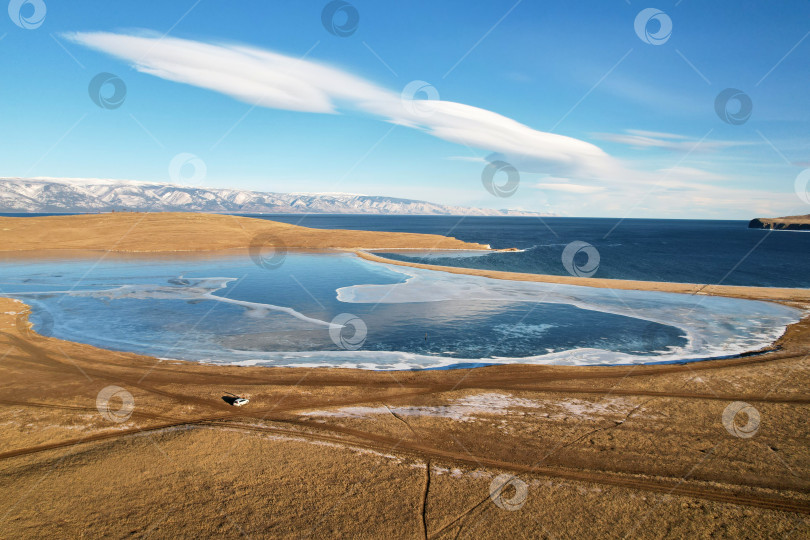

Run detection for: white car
[[232, 397, 249, 407]]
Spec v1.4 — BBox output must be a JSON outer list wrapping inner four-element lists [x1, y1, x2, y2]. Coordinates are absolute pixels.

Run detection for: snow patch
[[300, 393, 636, 422]]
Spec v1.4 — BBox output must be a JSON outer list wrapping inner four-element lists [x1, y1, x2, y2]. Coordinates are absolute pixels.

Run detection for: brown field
[[0, 212, 488, 252], [751, 215, 810, 229], [1, 294, 809, 538], [0, 213, 808, 538]]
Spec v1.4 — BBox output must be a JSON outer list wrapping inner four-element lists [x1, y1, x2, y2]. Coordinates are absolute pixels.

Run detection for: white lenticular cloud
[[65, 31, 389, 113], [65, 31, 620, 178]]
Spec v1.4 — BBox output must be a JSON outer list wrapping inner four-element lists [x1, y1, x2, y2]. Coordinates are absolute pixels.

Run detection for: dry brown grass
[[1, 296, 809, 538], [754, 215, 810, 226], [0, 212, 488, 252]]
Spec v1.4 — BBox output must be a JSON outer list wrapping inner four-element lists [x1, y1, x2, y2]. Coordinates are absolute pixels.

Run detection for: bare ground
[[1, 296, 808, 538]]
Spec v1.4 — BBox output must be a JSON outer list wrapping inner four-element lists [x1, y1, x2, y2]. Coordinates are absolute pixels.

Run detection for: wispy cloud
[[594, 129, 752, 153], [533, 182, 605, 194], [66, 31, 619, 179], [654, 166, 728, 182]]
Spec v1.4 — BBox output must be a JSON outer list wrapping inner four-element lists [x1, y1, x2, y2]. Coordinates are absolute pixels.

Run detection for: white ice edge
[[330, 257, 805, 367], [9, 256, 805, 370], [9, 277, 342, 330]]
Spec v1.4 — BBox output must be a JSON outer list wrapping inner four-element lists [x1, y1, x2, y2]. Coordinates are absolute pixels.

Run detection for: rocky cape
[[0, 178, 547, 216], [748, 214, 810, 231]]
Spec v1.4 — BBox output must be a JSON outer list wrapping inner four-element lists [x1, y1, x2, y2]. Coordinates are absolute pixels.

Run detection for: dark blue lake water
[[248, 215, 810, 288]]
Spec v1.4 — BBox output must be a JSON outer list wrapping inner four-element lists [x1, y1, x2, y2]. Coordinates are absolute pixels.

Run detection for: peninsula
[[748, 214, 810, 230]]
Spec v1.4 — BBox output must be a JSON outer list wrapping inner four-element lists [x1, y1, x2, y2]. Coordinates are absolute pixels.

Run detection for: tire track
[[1, 394, 808, 517], [202, 418, 810, 517]]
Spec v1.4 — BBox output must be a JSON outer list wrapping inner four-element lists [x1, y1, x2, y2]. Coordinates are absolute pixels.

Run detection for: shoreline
[[2, 211, 809, 382], [5, 247, 805, 370], [353, 250, 810, 304], [4, 294, 810, 386], [1, 211, 806, 303], [6, 269, 808, 373], [1, 211, 807, 371]]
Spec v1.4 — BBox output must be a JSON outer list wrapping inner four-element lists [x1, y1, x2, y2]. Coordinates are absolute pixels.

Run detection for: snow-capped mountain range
[[0, 178, 545, 216]]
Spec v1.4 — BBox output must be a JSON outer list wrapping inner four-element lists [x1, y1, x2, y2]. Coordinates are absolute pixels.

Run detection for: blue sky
[[2, 0, 809, 218]]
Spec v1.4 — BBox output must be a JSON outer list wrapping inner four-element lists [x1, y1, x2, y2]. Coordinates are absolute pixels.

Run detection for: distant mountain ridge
[[0, 178, 546, 216]]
